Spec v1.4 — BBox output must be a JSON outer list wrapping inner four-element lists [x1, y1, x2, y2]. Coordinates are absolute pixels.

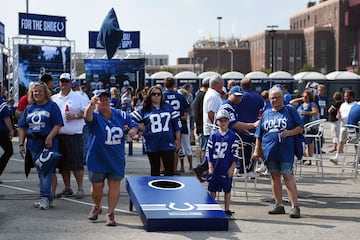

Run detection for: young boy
[[205, 109, 240, 217]]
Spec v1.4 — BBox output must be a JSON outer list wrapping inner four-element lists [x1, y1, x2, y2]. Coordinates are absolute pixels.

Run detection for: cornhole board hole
[[126, 176, 229, 231]]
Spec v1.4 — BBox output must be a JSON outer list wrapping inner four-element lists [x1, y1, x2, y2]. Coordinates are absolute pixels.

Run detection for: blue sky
[[1, 0, 310, 64]]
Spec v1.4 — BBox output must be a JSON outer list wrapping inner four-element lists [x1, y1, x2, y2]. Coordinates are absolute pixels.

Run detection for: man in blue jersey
[[163, 77, 190, 173], [235, 77, 264, 173], [253, 87, 303, 218], [206, 109, 239, 217], [84, 89, 138, 226]]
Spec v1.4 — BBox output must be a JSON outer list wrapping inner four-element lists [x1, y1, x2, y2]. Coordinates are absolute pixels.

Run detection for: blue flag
[[97, 8, 123, 60]]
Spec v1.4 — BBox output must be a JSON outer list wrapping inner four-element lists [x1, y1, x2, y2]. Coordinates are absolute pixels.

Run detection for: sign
[[0, 21, 4, 45], [18, 12, 66, 37], [88, 31, 140, 49]]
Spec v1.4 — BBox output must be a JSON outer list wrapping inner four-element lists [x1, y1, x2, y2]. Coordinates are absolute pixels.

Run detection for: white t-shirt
[[339, 101, 356, 126], [52, 90, 88, 134], [203, 88, 222, 136]]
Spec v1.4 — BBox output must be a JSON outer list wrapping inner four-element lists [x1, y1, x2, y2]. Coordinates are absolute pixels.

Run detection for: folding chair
[[295, 119, 326, 179], [232, 135, 257, 200], [340, 124, 360, 183]]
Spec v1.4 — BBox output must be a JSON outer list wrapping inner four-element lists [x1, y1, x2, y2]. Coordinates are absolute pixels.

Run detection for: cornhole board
[[126, 176, 229, 232]]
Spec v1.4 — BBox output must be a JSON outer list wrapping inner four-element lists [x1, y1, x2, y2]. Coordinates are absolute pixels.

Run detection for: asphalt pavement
[[0, 122, 359, 240]]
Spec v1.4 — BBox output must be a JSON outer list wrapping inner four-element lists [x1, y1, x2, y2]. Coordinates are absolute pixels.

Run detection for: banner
[[19, 13, 66, 37], [17, 44, 71, 95], [0, 21, 4, 45], [88, 31, 140, 49], [84, 58, 145, 93]]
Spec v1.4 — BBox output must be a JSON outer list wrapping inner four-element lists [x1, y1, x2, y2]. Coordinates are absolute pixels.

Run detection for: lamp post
[[267, 25, 278, 73], [217, 16, 222, 73], [202, 57, 208, 73], [228, 49, 233, 72]]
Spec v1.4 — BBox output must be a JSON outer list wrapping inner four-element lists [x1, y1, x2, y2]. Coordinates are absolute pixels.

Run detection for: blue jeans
[[31, 151, 54, 202]]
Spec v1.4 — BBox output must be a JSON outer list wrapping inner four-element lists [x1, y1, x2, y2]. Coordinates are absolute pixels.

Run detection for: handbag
[[294, 133, 306, 160], [285, 105, 306, 160]]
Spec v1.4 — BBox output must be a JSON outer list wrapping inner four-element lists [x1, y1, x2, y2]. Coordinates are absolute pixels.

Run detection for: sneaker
[[194, 168, 205, 182], [39, 197, 49, 210], [289, 206, 301, 218], [75, 189, 84, 199], [224, 210, 234, 217], [268, 205, 285, 215], [330, 155, 339, 165], [106, 212, 116, 226], [247, 172, 259, 179], [56, 188, 73, 198], [255, 163, 267, 174], [34, 199, 54, 208], [88, 205, 102, 221]]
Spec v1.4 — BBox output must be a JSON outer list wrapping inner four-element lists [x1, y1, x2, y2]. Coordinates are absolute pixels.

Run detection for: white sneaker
[[329, 155, 339, 165], [256, 163, 267, 174], [39, 197, 49, 210], [247, 172, 259, 179]]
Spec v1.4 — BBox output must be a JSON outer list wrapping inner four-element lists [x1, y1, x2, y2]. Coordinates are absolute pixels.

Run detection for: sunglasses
[[60, 79, 71, 83], [151, 92, 162, 96]]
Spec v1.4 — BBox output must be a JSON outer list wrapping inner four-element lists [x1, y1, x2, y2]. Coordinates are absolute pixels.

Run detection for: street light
[[228, 49, 233, 72], [267, 25, 278, 73], [217, 16, 222, 73], [202, 57, 208, 73]]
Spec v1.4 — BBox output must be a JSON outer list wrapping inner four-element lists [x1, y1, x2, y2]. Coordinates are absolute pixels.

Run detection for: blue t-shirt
[[235, 89, 264, 133], [205, 129, 239, 177], [347, 103, 360, 125], [131, 103, 181, 152], [86, 108, 137, 176], [297, 102, 318, 125], [0, 99, 10, 131], [18, 101, 64, 153], [255, 105, 303, 163]]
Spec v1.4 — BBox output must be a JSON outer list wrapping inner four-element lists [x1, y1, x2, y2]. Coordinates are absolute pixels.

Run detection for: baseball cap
[[93, 74, 99, 78], [123, 80, 129, 86], [93, 89, 110, 97], [72, 80, 80, 88], [110, 76, 116, 81], [215, 109, 230, 120], [310, 82, 319, 88], [229, 86, 243, 96], [59, 73, 71, 81]]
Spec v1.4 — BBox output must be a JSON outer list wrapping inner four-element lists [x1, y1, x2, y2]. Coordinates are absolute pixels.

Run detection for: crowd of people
[[2, 71, 360, 225]]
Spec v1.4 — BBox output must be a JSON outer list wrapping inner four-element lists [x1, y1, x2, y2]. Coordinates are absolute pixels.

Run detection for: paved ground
[[0, 122, 360, 240]]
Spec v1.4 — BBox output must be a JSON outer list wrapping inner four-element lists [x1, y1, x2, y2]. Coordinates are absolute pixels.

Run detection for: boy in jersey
[[206, 109, 239, 217], [84, 89, 138, 226]]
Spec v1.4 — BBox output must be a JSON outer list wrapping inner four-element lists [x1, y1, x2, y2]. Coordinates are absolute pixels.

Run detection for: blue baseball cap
[[229, 86, 243, 96], [93, 89, 110, 97]]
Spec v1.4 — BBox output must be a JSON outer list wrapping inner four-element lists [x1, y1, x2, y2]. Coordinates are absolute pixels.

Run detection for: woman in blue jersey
[[18, 82, 63, 210], [84, 89, 138, 226], [253, 87, 303, 218], [290, 90, 319, 165], [131, 85, 181, 176]]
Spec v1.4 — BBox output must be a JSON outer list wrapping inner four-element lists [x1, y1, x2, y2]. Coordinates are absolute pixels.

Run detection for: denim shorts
[[199, 134, 209, 151], [266, 161, 294, 175], [88, 171, 124, 183]]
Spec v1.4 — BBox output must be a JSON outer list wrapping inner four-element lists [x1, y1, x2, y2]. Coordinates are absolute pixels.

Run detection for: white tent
[[198, 71, 220, 79], [325, 71, 359, 80], [245, 71, 268, 79], [269, 71, 293, 79], [150, 71, 174, 79], [221, 71, 244, 79], [293, 71, 326, 81], [175, 71, 198, 79]]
